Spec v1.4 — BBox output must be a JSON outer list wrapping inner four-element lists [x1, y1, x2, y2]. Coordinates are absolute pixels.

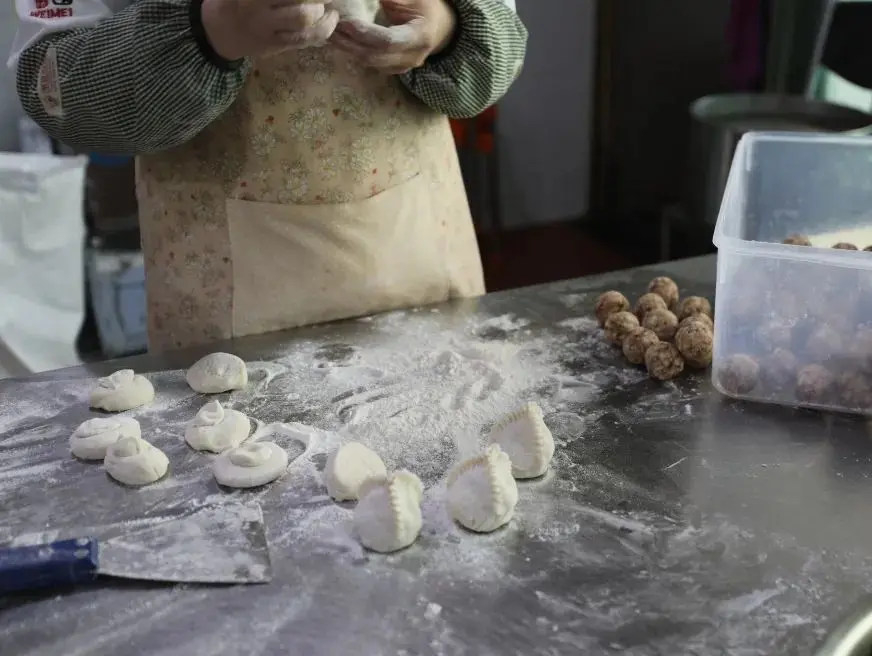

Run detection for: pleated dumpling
[[446, 445, 518, 533], [487, 402, 555, 479], [354, 470, 423, 553]]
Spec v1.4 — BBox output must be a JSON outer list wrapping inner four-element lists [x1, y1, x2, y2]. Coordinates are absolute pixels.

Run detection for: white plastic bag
[[0, 152, 87, 378]]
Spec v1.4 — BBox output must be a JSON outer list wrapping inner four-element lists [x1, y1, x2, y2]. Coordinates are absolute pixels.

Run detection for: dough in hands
[[89, 369, 154, 412], [104, 435, 169, 486], [330, 0, 379, 21], [354, 470, 423, 553], [213, 441, 289, 488], [70, 416, 141, 461], [185, 400, 250, 453], [446, 444, 518, 533], [324, 441, 387, 501], [186, 353, 248, 394], [487, 402, 555, 479]]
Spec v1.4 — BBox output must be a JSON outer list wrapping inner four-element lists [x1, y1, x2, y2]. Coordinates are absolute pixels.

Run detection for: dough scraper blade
[[0, 502, 272, 593]]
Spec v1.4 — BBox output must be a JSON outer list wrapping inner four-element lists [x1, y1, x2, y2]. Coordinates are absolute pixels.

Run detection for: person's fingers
[[276, 7, 339, 45], [329, 31, 373, 59], [272, 3, 324, 30], [334, 18, 424, 50]]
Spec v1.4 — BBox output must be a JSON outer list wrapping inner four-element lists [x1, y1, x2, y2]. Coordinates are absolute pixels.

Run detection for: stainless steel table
[[2, 255, 870, 655]]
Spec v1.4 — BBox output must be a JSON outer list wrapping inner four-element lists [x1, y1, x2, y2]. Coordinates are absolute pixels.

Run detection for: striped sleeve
[[399, 0, 527, 119], [14, 0, 250, 155]]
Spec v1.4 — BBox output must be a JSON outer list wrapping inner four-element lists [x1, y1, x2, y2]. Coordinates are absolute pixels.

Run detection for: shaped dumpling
[[104, 435, 169, 486], [487, 402, 555, 479], [324, 441, 387, 501], [213, 441, 289, 488], [185, 400, 250, 453], [354, 470, 423, 553], [446, 445, 518, 533], [89, 369, 154, 412], [186, 353, 248, 394], [70, 416, 141, 461]]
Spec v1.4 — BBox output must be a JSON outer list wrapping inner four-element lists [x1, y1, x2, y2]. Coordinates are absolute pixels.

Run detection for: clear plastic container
[[712, 131, 872, 415]]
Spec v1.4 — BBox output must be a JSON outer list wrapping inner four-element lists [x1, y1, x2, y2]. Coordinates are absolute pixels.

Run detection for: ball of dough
[[676, 296, 712, 322], [806, 325, 843, 362], [783, 234, 811, 246], [89, 369, 154, 412], [324, 441, 388, 501], [354, 471, 423, 553], [70, 417, 141, 461], [755, 319, 794, 352], [647, 276, 679, 309], [680, 313, 713, 332], [185, 400, 251, 453], [642, 309, 679, 342], [633, 293, 667, 321], [622, 327, 660, 365], [833, 242, 858, 250], [674, 321, 713, 369], [104, 436, 169, 486], [487, 402, 555, 479], [594, 291, 630, 327], [213, 441, 289, 488], [644, 342, 684, 381], [604, 311, 639, 346], [837, 372, 872, 411], [796, 364, 835, 404], [186, 353, 248, 394], [447, 444, 518, 533], [760, 348, 799, 390], [717, 354, 759, 395]]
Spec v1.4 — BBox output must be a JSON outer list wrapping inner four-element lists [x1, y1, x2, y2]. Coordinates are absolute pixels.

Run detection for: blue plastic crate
[[86, 247, 147, 357]]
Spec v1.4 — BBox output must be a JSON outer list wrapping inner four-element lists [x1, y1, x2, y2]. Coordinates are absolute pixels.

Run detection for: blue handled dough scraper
[[0, 502, 272, 594]]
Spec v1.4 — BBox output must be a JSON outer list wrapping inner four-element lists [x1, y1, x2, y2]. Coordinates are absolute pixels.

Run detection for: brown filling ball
[[645, 342, 685, 381], [755, 319, 794, 352], [595, 290, 630, 327], [837, 372, 872, 411], [604, 311, 640, 345], [783, 234, 812, 246], [717, 354, 759, 395], [642, 309, 679, 341], [674, 321, 713, 368], [622, 327, 660, 365], [676, 296, 712, 322], [805, 325, 843, 362], [832, 242, 858, 250], [634, 293, 667, 321], [680, 313, 714, 332], [796, 364, 835, 404], [647, 276, 679, 310], [760, 348, 799, 390]]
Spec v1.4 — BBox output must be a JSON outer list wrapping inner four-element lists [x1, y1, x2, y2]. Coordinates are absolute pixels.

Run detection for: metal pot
[[684, 93, 872, 227]]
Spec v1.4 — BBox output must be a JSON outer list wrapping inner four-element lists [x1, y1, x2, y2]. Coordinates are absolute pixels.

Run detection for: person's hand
[[201, 0, 340, 61], [329, 0, 458, 75]]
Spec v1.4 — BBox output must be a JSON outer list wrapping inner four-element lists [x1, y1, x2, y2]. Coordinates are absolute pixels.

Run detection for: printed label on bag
[[30, 0, 74, 18], [38, 46, 63, 117]]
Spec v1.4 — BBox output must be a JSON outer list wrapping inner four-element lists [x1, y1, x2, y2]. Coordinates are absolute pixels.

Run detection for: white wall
[[498, 0, 595, 228], [0, 3, 21, 151]]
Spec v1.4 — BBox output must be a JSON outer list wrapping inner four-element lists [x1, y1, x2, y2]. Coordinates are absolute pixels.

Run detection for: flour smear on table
[[0, 302, 865, 654]]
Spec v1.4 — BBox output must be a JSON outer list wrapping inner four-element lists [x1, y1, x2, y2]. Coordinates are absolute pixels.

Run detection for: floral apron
[[135, 45, 484, 352]]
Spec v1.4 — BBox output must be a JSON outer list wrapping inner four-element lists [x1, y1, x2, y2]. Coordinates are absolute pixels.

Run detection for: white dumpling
[[213, 441, 289, 488], [186, 353, 248, 394], [89, 369, 154, 412], [324, 441, 387, 501], [70, 416, 141, 461], [354, 470, 423, 553], [184, 400, 250, 453], [446, 444, 518, 533], [104, 435, 169, 486], [330, 0, 378, 22], [487, 402, 555, 479]]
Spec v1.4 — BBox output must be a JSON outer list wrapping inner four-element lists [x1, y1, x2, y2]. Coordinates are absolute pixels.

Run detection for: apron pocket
[[226, 173, 450, 337]]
